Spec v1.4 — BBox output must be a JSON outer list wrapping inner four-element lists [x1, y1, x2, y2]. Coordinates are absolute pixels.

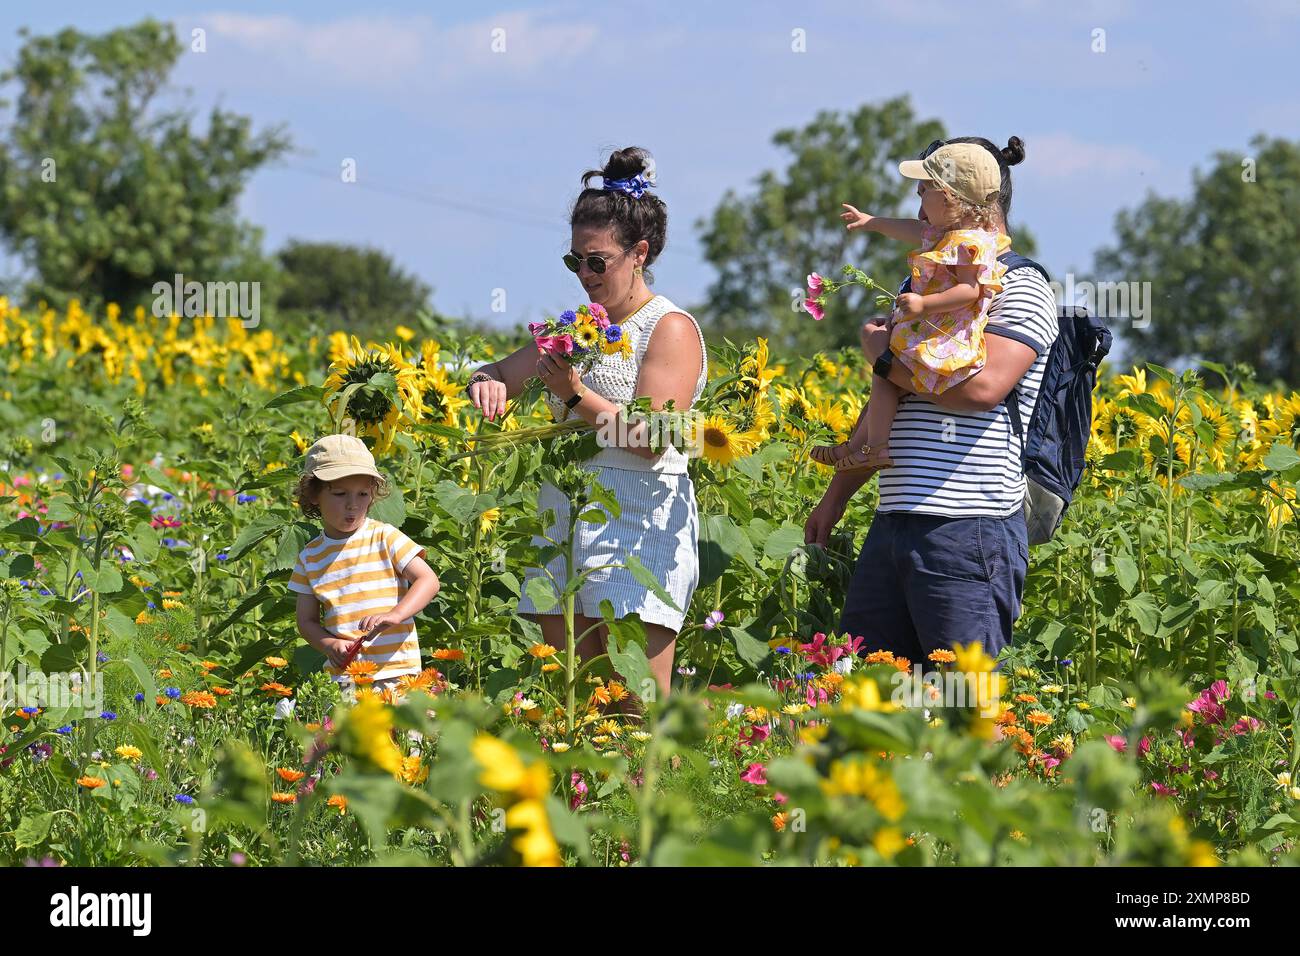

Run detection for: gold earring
[[633, 265, 643, 276]]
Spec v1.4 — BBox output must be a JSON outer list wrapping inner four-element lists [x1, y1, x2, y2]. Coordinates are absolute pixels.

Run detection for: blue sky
[[1, 0, 1297, 342]]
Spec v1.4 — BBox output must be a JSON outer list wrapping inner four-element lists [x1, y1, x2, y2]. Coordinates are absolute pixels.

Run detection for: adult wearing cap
[[804, 136, 1057, 665]]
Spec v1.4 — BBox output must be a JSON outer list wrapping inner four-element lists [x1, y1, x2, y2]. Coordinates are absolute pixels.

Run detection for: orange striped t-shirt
[[288, 518, 426, 683]]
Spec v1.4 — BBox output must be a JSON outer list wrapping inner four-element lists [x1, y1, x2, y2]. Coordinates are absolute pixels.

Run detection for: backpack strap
[[994, 252, 1049, 473]]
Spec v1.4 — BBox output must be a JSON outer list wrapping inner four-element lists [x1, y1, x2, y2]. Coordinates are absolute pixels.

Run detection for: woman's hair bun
[[1001, 136, 1025, 167], [581, 146, 655, 189]]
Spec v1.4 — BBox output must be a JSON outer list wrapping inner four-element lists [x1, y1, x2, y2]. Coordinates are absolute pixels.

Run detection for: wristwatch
[[564, 384, 588, 409], [872, 347, 896, 380]]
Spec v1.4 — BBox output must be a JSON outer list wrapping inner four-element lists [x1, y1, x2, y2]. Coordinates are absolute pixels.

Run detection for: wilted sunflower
[[323, 336, 424, 453]]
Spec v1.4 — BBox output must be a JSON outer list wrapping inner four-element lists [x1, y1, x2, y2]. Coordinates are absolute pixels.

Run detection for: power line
[[279, 162, 562, 232]]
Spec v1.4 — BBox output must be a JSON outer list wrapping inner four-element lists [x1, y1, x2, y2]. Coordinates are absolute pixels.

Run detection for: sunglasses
[[562, 247, 632, 274]]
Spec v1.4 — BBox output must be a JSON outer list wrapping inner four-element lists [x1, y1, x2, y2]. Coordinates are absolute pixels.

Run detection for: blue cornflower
[[236, 494, 257, 504], [162, 537, 176, 547], [162, 493, 174, 501], [134, 692, 145, 703], [216, 552, 228, 561], [559, 310, 577, 323], [776, 646, 792, 655], [1059, 659, 1073, 667], [97, 651, 109, 663], [147, 601, 156, 609], [21, 706, 39, 715], [173, 794, 195, 805], [56, 725, 73, 735], [605, 324, 623, 343], [40, 588, 51, 596], [164, 687, 181, 700], [100, 711, 117, 721]]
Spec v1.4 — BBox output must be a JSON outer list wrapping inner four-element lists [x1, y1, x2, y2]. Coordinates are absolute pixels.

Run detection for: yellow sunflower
[[694, 415, 758, 466]]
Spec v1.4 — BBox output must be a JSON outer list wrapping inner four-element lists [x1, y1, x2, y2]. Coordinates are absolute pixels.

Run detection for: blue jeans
[[837, 509, 1029, 665]]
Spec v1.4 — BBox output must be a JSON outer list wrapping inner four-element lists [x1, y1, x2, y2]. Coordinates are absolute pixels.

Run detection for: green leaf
[[227, 515, 284, 561], [1099, 449, 1142, 473], [606, 630, 654, 702], [1113, 554, 1139, 594], [369, 472, 407, 527], [1125, 593, 1162, 636], [1262, 442, 1300, 473], [13, 812, 56, 850], [525, 575, 559, 613], [731, 617, 773, 669], [623, 555, 679, 612], [128, 521, 160, 563], [111, 651, 158, 703], [129, 723, 167, 774], [698, 513, 751, 590], [83, 563, 122, 594], [762, 523, 805, 563], [264, 384, 326, 409], [271, 521, 318, 573]]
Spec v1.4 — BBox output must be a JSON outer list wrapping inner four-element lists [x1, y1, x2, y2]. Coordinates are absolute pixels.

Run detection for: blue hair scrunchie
[[603, 174, 651, 199]]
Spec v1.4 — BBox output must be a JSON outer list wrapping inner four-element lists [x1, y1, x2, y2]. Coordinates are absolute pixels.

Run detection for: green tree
[[1094, 134, 1300, 389], [694, 97, 1036, 356], [276, 240, 440, 342], [0, 20, 290, 309]]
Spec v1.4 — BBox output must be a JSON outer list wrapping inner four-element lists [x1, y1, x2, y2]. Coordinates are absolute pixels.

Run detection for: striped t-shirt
[[876, 266, 1059, 518], [288, 518, 426, 682]]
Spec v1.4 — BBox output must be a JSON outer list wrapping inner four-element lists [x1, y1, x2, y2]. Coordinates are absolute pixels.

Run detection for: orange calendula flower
[[1015, 693, 1039, 704], [157, 669, 173, 679], [527, 643, 558, 659], [1026, 710, 1053, 727], [276, 768, 306, 783], [211, 686, 233, 697], [928, 649, 957, 664], [181, 690, 217, 709], [591, 685, 612, 706], [864, 650, 897, 665], [327, 794, 348, 814], [541, 662, 560, 673], [271, 792, 298, 804], [155, 695, 169, 707], [199, 661, 219, 671], [607, 682, 629, 702], [176, 644, 192, 652], [260, 682, 293, 698], [264, 656, 288, 668], [345, 660, 378, 685], [772, 812, 789, 832], [77, 776, 107, 789], [432, 648, 465, 661]]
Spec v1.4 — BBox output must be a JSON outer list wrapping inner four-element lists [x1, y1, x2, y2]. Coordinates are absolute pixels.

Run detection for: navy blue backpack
[[900, 251, 1113, 544]]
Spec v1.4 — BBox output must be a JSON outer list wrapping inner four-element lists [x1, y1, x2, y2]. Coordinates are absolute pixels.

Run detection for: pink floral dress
[[888, 226, 1010, 394]]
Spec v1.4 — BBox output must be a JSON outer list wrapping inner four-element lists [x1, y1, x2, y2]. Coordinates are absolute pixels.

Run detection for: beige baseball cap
[[303, 434, 382, 482], [898, 143, 1001, 206]]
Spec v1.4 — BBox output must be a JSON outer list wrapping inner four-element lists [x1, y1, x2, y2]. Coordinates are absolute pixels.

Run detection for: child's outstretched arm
[[841, 203, 926, 246], [356, 557, 440, 640], [296, 592, 357, 668], [895, 264, 981, 316]]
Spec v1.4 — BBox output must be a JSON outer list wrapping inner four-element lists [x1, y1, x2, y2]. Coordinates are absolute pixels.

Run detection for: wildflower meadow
[[0, 300, 1297, 869]]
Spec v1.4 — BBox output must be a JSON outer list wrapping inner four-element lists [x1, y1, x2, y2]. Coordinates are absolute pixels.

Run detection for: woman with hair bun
[[465, 146, 708, 702]]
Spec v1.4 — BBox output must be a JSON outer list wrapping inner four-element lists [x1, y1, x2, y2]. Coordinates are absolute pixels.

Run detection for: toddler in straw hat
[[289, 434, 440, 696], [811, 141, 1015, 477]]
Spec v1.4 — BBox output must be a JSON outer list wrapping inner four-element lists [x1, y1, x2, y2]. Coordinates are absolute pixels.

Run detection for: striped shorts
[[516, 466, 700, 633]]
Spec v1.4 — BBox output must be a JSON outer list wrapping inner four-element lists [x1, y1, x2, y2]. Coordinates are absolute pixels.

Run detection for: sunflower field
[[1, 298, 1299, 868]]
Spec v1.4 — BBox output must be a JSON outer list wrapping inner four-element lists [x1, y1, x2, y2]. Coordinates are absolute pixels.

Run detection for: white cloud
[[198, 9, 599, 91], [1019, 133, 1160, 180]]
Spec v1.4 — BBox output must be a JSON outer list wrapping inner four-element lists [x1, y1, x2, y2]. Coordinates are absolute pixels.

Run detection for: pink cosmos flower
[[806, 273, 825, 297], [806, 683, 829, 708], [1150, 782, 1177, 797], [1231, 716, 1263, 735], [740, 762, 768, 785], [535, 334, 574, 356], [799, 632, 844, 668], [739, 724, 771, 748], [802, 298, 825, 321], [773, 791, 788, 805]]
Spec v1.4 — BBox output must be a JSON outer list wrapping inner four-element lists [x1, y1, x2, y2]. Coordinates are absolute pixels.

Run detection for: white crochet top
[[544, 294, 708, 474]]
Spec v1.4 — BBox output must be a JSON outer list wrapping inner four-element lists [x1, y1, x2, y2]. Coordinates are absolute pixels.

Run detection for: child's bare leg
[[846, 374, 901, 451]]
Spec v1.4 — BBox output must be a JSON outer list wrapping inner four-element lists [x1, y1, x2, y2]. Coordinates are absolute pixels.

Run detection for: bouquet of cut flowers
[[451, 303, 632, 461]]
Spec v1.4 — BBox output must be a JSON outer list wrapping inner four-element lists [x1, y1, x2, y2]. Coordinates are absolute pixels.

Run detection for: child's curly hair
[[940, 188, 1001, 232], [295, 471, 392, 519]]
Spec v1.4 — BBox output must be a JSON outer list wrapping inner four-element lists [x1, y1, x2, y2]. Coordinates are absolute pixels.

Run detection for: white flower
[[725, 702, 745, 722], [833, 657, 854, 676], [273, 698, 296, 721]]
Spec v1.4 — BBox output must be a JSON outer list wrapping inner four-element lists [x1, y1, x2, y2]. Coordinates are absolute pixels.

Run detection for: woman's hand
[[468, 373, 509, 421], [840, 203, 875, 231], [535, 352, 582, 400]]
